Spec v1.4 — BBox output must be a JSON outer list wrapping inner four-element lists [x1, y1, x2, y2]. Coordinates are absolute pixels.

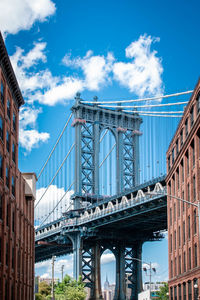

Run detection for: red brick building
[[166, 79, 200, 299], [0, 32, 36, 299]]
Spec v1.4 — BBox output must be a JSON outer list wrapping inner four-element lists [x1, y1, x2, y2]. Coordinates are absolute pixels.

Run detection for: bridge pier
[[71, 232, 82, 281], [114, 245, 126, 300]]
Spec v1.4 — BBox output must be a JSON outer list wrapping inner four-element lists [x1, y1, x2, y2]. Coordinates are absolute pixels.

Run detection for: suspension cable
[[130, 110, 183, 114], [99, 143, 116, 168], [35, 143, 75, 208], [137, 114, 182, 118], [100, 129, 109, 143], [37, 113, 73, 180], [81, 90, 193, 104], [100, 101, 188, 109], [38, 181, 75, 228]]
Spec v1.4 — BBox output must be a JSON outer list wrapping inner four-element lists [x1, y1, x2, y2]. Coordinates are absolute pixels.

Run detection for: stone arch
[[153, 182, 164, 193]]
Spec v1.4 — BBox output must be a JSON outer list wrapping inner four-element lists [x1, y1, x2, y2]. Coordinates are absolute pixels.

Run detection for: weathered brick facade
[[166, 79, 200, 299], [0, 32, 35, 299]]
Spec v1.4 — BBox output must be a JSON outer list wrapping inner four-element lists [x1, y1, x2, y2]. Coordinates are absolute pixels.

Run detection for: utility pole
[[61, 265, 64, 282], [52, 256, 56, 300]]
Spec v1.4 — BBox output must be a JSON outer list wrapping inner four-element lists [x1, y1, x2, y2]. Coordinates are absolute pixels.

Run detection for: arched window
[[7, 99, 10, 119], [0, 116, 3, 140]]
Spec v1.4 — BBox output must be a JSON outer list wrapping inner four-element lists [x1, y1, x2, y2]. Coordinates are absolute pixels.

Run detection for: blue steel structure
[[35, 95, 167, 300]]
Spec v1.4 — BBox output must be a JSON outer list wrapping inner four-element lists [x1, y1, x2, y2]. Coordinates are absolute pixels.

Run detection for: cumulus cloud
[[0, 0, 56, 36], [101, 252, 115, 264], [35, 185, 73, 224], [19, 106, 50, 151], [35, 255, 73, 279], [63, 51, 114, 91], [113, 34, 163, 97]]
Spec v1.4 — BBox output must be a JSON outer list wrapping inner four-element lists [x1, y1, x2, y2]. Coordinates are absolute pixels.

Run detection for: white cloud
[[19, 106, 50, 151], [0, 0, 56, 36], [35, 185, 73, 224], [35, 255, 73, 279], [63, 51, 114, 91], [101, 252, 115, 264], [113, 34, 163, 97]]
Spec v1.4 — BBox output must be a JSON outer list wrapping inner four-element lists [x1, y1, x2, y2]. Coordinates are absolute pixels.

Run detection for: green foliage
[[157, 282, 169, 300], [54, 275, 86, 300], [35, 293, 45, 300], [38, 281, 51, 298]]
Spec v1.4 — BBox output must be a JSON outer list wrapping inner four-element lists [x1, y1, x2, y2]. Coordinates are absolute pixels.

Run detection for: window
[[178, 284, 182, 300], [174, 230, 176, 250], [12, 176, 15, 196], [12, 143, 15, 163], [7, 99, 10, 119], [12, 210, 15, 232], [187, 183, 190, 203], [183, 283, 186, 300], [194, 209, 197, 234], [188, 215, 191, 240], [183, 252, 186, 272], [171, 260, 173, 277], [180, 129, 183, 146], [197, 93, 200, 113], [6, 203, 9, 226], [174, 285, 177, 300], [170, 234, 172, 252], [174, 203, 176, 221], [6, 166, 9, 187], [175, 257, 177, 275], [0, 117, 3, 140], [191, 140, 195, 167], [0, 154, 3, 178], [182, 191, 185, 212], [181, 159, 184, 182], [189, 248, 191, 269], [0, 195, 2, 220], [6, 243, 8, 265], [0, 82, 4, 104], [179, 256, 181, 275], [0, 237, 1, 263], [193, 175, 196, 201], [176, 139, 179, 155], [172, 148, 175, 164], [178, 226, 181, 247], [177, 167, 179, 189], [12, 246, 14, 269], [190, 106, 194, 127], [188, 281, 192, 300], [178, 199, 180, 217], [186, 151, 189, 175], [185, 119, 188, 137], [183, 221, 185, 244], [168, 156, 171, 171], [170, 207, 172, 226], [194, 244, 197, 267], [6, 131, 9, 152]]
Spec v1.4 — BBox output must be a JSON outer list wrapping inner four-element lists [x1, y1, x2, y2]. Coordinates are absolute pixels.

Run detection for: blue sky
[[1, 0, 200, 286]]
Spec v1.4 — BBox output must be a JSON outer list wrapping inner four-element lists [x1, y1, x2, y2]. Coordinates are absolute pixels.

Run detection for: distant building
[[102, 275, 115, 300], [138, 281, 166, 300], [166, 79, 200, 299], [39, 277, 59, 285], [0, 31, 36, 299]]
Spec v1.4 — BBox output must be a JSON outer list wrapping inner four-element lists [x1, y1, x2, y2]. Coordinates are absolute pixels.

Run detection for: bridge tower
[[70, 93, 143, 300]]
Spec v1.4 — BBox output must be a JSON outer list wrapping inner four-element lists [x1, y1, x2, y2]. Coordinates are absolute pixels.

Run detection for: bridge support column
[[125, 242, 143, 300], [114, 245, 126, 300], [89, 244, 103, 300], [72, 232, 82, 281]]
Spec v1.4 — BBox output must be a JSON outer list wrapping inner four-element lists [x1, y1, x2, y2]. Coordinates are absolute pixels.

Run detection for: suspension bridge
[[34, 91, 192, 299]]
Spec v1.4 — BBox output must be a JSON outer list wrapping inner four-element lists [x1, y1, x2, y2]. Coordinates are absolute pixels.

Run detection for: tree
[[39, 281, 51, 297], [54, 275, 86, 300], [157, 282, 169, 300]]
